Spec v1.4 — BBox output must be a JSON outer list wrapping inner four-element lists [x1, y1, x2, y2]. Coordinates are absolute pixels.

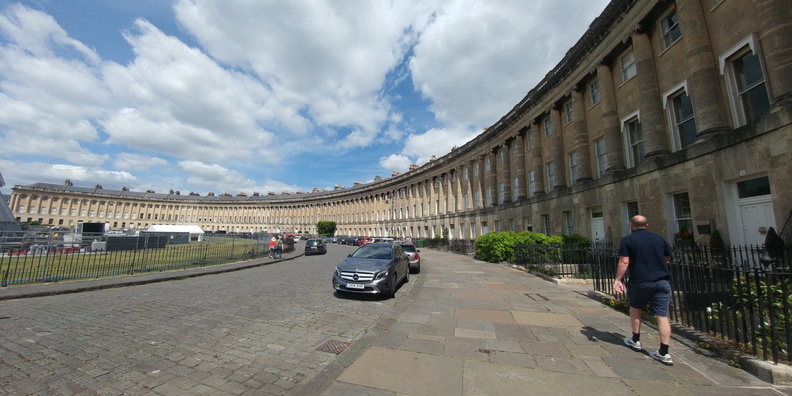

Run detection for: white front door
[[738, 200, 776, 246], [591, 212, 605, 242]]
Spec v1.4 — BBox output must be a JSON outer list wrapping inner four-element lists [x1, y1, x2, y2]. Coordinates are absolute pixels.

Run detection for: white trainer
[[624, 337, 643, 352]]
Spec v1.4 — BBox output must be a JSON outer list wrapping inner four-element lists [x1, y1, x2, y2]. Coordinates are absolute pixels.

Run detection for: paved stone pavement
[[2, 247, 791, 395], [293, 249, 792, 396]]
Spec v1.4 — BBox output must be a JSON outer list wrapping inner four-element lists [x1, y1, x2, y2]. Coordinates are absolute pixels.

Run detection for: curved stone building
[[9, 0, 792, 246]]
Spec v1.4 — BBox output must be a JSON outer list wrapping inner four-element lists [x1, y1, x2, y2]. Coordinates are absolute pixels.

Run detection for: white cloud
[[401, 126, 480, 165], [114, 153, 169, 171], [0, 159, 136, 189], [410, 0, 610, 128], [0, 1, 610, 195], [379, 154, 413, 173], [178, 160, 298, 194], [173, 0, 439, 136], [0, 6, 108, 121], [336, 127, 377, 150], [100, 107, 233, 163], [49, 164, 137, 184], [100, 20, 282, 163], [0, 4, 100, 64], [0, 6, 110, 167]]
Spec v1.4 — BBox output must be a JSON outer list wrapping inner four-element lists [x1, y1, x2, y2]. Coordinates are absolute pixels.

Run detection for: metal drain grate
[[525, 293, 549, 301], [316, 340, 352, 355]]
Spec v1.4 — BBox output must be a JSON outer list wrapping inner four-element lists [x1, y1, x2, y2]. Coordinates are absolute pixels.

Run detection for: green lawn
[[0, 239, 265, 286]]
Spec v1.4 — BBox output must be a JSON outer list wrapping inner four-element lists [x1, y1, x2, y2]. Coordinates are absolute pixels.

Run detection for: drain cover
[[316, 340, 352, 355], [524, 293, 549, 301]]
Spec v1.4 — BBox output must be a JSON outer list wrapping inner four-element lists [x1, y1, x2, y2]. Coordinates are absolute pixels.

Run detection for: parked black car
[[332, 243, 410, 298], [304, 238, 327, 255]]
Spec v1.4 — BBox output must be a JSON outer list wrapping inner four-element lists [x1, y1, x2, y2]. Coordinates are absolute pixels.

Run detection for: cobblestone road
[[0, 243, 417, 395]]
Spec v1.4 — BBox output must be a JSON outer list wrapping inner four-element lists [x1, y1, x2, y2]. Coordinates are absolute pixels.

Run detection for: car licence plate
[[346, 283, 365, 289]]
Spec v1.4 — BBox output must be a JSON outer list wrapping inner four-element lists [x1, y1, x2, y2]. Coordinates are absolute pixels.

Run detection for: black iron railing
[[513, 242, 791, 363], [0, 230, 292, 287], [514, 243, 604, 278], [418, 238, 476, 255]]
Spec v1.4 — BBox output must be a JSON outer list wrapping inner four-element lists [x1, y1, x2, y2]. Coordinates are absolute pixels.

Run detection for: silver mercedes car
[[332, 243, 410, 298]]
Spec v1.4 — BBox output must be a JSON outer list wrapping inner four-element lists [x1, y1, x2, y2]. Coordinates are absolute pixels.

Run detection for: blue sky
[[0, 0, 609, 196]]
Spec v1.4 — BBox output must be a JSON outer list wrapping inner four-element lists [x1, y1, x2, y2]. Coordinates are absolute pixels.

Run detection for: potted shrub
[[709, 229, 726, 267], [674, 226, 694, 248], [760, 227, 785, 269]]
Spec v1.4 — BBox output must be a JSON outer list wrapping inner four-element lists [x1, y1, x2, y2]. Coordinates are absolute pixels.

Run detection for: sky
[[0, 0, 609, 196]]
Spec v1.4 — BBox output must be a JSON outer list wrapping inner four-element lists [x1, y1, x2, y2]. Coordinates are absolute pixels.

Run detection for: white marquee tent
[[145, 225, 204, 241]]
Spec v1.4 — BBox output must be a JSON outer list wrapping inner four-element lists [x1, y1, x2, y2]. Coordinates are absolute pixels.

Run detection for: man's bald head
[[630, 215, 648, 229]]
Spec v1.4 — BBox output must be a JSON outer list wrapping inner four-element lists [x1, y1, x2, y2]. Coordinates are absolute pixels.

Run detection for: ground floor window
[[672, 192, 693, 237]]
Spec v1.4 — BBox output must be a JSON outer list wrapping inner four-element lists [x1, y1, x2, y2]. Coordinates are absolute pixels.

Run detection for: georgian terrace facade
[[10, 0, 792, 246]]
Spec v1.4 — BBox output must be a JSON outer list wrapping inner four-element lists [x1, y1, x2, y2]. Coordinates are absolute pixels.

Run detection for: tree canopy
[[317, 221, 337, 236]]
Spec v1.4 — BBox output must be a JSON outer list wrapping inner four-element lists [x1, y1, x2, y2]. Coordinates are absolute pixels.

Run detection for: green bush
[[708, 277, 790, 361], [559, 234, 591, 264], [475, 231, 561, 263], [562, 234, 590, 245]]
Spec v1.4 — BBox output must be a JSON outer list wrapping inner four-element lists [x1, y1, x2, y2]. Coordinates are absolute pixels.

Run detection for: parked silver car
[[332, 243, 410, 298], [400, 243, 421, 273]]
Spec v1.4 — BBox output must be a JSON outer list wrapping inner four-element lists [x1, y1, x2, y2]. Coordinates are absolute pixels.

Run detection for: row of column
[[485, 0, 792, 200]]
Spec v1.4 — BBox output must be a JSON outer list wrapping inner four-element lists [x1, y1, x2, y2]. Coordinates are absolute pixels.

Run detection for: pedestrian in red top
[[268, 237, 277, 259]]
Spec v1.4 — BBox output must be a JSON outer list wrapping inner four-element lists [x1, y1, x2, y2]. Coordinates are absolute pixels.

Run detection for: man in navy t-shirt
[[614, 215, 673, 365]]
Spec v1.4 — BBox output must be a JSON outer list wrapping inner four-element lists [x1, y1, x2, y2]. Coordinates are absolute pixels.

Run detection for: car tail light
[[414, 253, 419, 260]]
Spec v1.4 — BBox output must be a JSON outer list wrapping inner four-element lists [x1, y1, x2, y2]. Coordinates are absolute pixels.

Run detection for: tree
[[316, 221, 337, 236]]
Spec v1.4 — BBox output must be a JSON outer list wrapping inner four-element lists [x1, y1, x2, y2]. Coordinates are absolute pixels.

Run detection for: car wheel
[[386, 272, 397, 299], [414, 261, 421, 274]]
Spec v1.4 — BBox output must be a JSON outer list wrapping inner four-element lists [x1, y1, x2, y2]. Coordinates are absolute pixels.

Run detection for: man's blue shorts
[[627, 279, 671, 317]]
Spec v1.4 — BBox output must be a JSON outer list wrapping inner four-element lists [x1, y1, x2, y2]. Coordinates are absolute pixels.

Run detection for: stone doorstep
[[740, 356, 792, 385], [509, 264, 593, 285]]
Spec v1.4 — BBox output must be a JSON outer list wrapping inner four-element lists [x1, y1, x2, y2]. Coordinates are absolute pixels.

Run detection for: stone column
[[460, 164, 469, 211], [572, 87, 592, 182], [422, 179, 429, 217], [436, 174, 444, 215], [632, 31, 669, 158], [676, 0, 729, 136], [598, 63, 624, 171], [754, 0, 792, 103], [449, 168, 457, 213], [34, 195, 44, 218], [532, 120, 546, 195], [476, 156, 486, 208], [515, 128, 528, 199], [550, 107, 566, 189], [501, 141, 512, 203], [488, 150, 498, 206]]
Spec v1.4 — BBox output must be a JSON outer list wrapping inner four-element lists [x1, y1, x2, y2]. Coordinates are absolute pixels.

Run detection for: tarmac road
[[0, 241, 418, 395]]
